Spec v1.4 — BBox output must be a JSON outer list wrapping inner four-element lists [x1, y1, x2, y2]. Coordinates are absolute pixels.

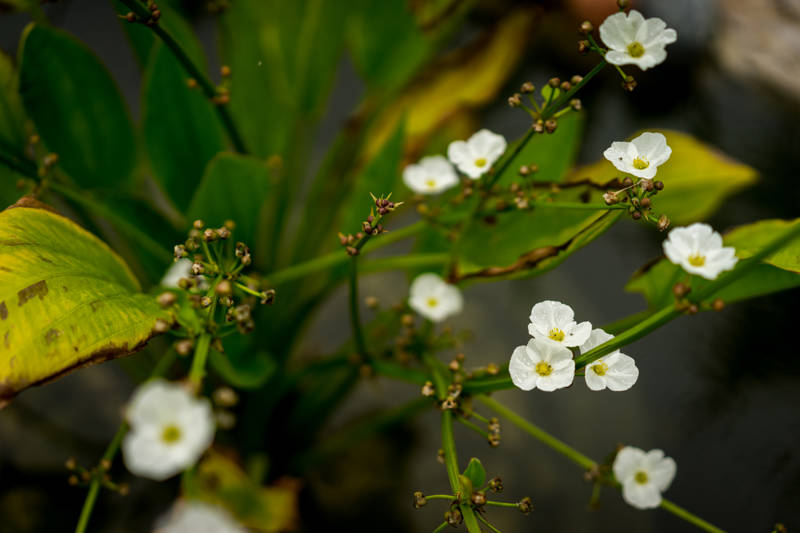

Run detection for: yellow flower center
[[591, 362, 609, 376], [627, 41, 645, 58], [632, 157, 649, 170], [688, 254, 706, 267], [425, 178, 437, 188], [634, 470, 649, 484], [474, 157, 487, 168], [548, 328, 565, 342], [427, 297, 439, 308], [161, 425, 182, 444], [535, 361, 553, 377]]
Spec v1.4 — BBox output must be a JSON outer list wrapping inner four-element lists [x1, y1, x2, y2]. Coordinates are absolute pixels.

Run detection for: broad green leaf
[[571, 130, 757, 225], [452, 188, 622, 281], [142, 42, 225, 211], [184, 450, 299, 532], [626, 218, 800, 309], [348, 0, 431, 91], [540, 85, 560, 103], [463, 457, 487, 489], [0, 199, 170, 403], [18, 24, 136, 188], [362, 9, 537, 158], [496, 112, 583, 186], [209, 334, 276, 390]]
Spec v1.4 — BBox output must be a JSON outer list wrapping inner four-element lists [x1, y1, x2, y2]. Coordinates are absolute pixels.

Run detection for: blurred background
[[1, 0, 799, 531]]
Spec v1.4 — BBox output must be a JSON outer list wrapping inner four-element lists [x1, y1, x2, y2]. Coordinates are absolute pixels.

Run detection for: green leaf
[[571, 130, 757, 225], [18, 24, 136, 188], [540, 84, 560, 103], [0, 49, 26, 150], [0, 198, 170, 403], [142, 42, 225, 211], [188, 153, 275, 251], [209, 334, 276, 390], [348, 0, 431, 91], [462, 457, 486, 489], [626, 218, 800, 309]]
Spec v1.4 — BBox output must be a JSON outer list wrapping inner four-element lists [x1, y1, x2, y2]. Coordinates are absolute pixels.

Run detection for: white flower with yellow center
[[156, 501, 247, 533], [603, 132, 671, 179], [613, 446, 677, 509], [402, 155, 459, 195], [447, 129, 507, 179], [509, 338, 575, 391], [599, 10, 677, 71], [579, 329, 639, 391], [528, 300, 591, 348], [122, 380, 215, 481], [663, 223, 738, 280], [408, 273, 463, 323]]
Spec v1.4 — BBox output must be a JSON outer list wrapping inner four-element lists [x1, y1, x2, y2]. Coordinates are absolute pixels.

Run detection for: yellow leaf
[[0, 198, 170, 404]]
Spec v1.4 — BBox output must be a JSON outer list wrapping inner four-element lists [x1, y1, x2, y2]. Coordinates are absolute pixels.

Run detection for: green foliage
[[0, 200, 170, 402], [210, 334, 276, 390], [626, 218, 800, 308], [463, 457, 487, 489], [18, 24, 136, 188]]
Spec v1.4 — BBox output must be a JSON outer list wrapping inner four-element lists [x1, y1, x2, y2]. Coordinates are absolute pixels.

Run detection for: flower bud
[[203, 228, 218, 242], [421, 381, 435, 397], [413, 491, 426, 508], [213, 386, 238, 407], [507, 93, 522, 107], [657, 214, 671, 231], [603, 191, 618, 205], [215, 280, 233, 297], [471, 491, 487, 506], [533, 120, 544, 134], [570, 98, 582, 110], [445, 509, 463, 526], [617, 0, 630, 9], [157, 291, 177, 308], [654, 180, 664, 191], [672, 282, 690, 298], [560, 81, 572, 92], [489, 477, 504, 492], [65, 457, 77, 470], [622, 177, 633, 187], [175, 339, 194, 356], [544, 119, 558, 133], [571, 75, 583, 85], [193, 219, 204, 230], [520, 81, 534, 93], [578, 40, 590, 54], [712, 298, 725, 311], [153, 318, 171, 334], [548, 77, 560, 88], [579, 20, 593, 34], [191, 262, 204, 276], [519, 496, 534, 514], [631, 211, 642, 220], [220, 65, 231, 77], [640, 197, 651, 208], [486, 363, 499, 375]]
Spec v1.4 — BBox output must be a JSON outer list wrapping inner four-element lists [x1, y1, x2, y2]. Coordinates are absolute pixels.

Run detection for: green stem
[[432, 521, 448, 533], [426, 494, 456, 501], [529, 201, 625, 211], [660, 500, 726, 533], [188, 332, 212, 388], [476, 512, 503, 533], [456, 416, 489, 440], [477, 395, 595, 469], [484, 500, 519, 508], [478, 395, 726, 533], [116, 0, 247, 153], [348, 257, 368, 357], [267, 220, 426, 285], [541, 61, 607, 119]]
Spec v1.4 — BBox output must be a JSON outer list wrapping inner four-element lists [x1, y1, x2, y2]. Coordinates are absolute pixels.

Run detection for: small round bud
[[486, 363, 499, 375], [65, 457, 77, 470], [603, 192, 618, 205], [544, 119, 558, 134], [421, 381, 435, 397], [203, 228, 218, 242], [489, 477, 504, 492], [520, 81, 534, 93], [622, 177, 633, 187], [157, 291, 177, 308], [657, 214, 671, 231], [216, 226, 230, 239], [640, 197, 651, 208], [153, 318, 171, 334], [631, 197, 640, 208], [191, 262, 204, 275], [200, 296, 212, 308], [641, 179, 654, 192], [560, 81, 572, 92], [631, 210, 642, 220], [471, 491, 487, 506], [187, 78, 198, 88], [100, 458, 112, 471], [151, 9, 161, 20], [213, 386, 238, 407], [578, 40, 590, 54], [579, 20, 593, 34], [622, 77, 638, 92], [118, 483, 130, 496], [519, 496, 534, 514], [401, 314, 415, 328], [68, 475, 79, 486], [125, 11, 136, 22], [175, 339, 194, 356], [193, 219, 204, 230], [365, 296, 379, 309], [672, 282, 691, 298], [654, 180, 664, 191], [571, 75, 583, 85], [507, 93, 522, 107], [533, 120, 544, 134], [220, 65, 231, 77], [413, 491, 426, 508], [712, 298, 725, 311], [518, 165, 531, 177], [448, 359, 460, 372], [570, 98, 582, 110], [548, 77, 560, 88], [445, 509, 463, 526], [687, 304, 699, 315]]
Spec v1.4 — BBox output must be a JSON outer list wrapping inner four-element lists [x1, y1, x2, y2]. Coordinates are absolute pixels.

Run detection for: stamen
[[632, 157, 649, 169], [591, 362, 609, 376], [161, 425, 182, 444], [427, 297, 439, 308], [688, 254, 706, 267], [535, 361, 553, 377], [627, 41, 645, 58], [474, 158, 487, 168], [548, 328, 565, 342], [634, 471, 649, 484]]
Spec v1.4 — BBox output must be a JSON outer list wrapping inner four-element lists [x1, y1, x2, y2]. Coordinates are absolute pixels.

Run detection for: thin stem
[[529, 201, 625, 210], [476, 512, 503, 533], [267, 220, 426, 285], [477, 395, 595, 469], [116, 0, 247, 153], [660, 500, 726, 533], [456, 416, 489, 440], [348, 257, 368, 357], [432, 522, 448, 533], [188, 332, 212, 388], [426, 494, 456, 501], [484, 500, 519, 508], [541, 60, 607, 119], [479, 395, 727, 532]]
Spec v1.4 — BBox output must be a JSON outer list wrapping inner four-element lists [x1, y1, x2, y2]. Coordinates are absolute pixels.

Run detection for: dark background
[[1, 0, 799, 531]]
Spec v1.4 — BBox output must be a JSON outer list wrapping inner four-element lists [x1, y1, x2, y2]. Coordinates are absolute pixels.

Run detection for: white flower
[[613, 446, 677, 509], [447, 129, 507, 179], [156, 501, 247, 533], [663, 223, 738, 280], [123, 380, 215, 481], [528, 300, 591, 348], [599, 10, 677, 71], [509, 338, 575, 392], [402, 155, 459, 195], [603, 132, 671, 179], [408, 273, 463, 323], [579, 329, 639, 391]]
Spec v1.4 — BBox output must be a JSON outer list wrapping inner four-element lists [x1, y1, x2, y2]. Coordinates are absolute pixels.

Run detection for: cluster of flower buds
[[487, 417, 501, 448], [509, 77, 583, 134], [337, 193, 402, 256], [671, 282, 724, 315], [119, 0, 161, 25], [65, 456, 129, 496], [603, 176, 670, 229]]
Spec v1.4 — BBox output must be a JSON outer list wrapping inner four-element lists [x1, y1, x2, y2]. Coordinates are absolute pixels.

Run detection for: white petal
[[613, 446, 645, 481], [530, 300, 574, 334], [536, 362, 575, 391], [447, 140, 471, 166], [622, 479, 663, 509], [563, 320, 592, 347], [469, 129, 507, 162], [605, 49, 633, 67], [648, 456, 677, 491], [605, 353, 639, 391], [157, 501, 247, 533], [599, 11, 634, 51], [123, 431, 182, 481], [509, 344, 539, 391], [161, 259, 193, 288], [584, 364, 607, 391], [579, 328, 615, 354]]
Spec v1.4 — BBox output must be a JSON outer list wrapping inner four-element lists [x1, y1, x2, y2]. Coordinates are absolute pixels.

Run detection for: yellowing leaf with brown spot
[[0, 198, 170, 404], [570, 130, 757, 224], [363, 8, 537, 158]]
